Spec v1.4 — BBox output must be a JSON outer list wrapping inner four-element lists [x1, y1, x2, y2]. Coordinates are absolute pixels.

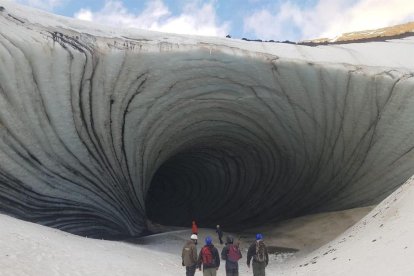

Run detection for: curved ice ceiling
[[0, 2, 414, 238]]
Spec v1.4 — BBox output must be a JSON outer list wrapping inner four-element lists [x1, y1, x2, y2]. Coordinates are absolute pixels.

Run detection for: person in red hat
[[192, 221, 198, 244], [192, 221, 198, 234]]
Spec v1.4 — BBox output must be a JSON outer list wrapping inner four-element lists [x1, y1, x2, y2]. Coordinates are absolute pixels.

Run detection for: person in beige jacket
[[182, 234, 198, 276]]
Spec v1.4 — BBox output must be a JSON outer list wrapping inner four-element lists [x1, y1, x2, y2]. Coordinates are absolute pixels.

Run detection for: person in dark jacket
[[197, 236, 220, 276], [182, 234, 198, 276], [221, 235, 242, 276], [216, 225, 223, 244], [247, 234, 269, 276]]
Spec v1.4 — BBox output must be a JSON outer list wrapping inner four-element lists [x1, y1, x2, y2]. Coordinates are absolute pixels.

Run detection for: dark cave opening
[[144, 134, 290, 231], [145, 147, 251, 229]]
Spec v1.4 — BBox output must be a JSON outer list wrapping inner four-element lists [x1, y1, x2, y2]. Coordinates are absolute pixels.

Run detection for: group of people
[[182, 221, 269, 276]]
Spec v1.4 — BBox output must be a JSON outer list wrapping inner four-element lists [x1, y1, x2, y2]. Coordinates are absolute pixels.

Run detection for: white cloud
[[74, 8, 93, 22], [244, 0, 414, 41], [244, 2, 305, 41], [74, 0, 230, 37], [15, 0, 65, 11]]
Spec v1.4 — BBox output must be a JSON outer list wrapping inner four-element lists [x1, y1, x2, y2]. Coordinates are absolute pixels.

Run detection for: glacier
[[0, 1, 414, 239]]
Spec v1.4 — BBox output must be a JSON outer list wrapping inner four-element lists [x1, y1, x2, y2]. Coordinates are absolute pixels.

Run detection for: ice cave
[[0, 2, 414, 242]]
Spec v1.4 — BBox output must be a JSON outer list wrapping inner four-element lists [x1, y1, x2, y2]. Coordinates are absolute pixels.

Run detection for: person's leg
[[226, 268, 238, 276], [252, 262, 258, 276], [203, 268, 212, 276], [252, 262, 265, 276], [262, 262, 266, 276], [257, 262, 266, 276], [204, 268, 217, 276], [187, 265, 196, 276]]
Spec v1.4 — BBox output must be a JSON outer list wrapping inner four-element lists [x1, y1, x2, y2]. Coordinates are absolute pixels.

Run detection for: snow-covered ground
[[0, 212, 344, 275], [1, 175, 413, 276], [240, 205, 374, 254], [279, 175, 414, 275]]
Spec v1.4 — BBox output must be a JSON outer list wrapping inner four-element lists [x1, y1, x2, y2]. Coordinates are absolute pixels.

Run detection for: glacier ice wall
[[0, 3, 414, 238]]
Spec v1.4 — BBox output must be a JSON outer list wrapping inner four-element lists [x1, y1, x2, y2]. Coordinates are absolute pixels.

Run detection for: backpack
[[254, 241, 266, 263], [227, 244, 241, 262], [201, 246, 214, 266]]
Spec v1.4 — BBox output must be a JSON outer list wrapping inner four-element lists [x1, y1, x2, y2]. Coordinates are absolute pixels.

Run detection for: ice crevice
[[0, 2, 414, 239]]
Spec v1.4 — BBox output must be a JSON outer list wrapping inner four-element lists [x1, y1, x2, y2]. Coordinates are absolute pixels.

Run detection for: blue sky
[[12, 0, 414, 41]]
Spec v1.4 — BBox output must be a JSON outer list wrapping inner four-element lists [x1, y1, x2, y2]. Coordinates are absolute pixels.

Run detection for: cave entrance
[[145, 142, 268, 230]]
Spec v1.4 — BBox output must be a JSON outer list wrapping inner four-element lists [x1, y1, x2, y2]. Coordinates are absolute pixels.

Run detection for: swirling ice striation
[[0, 2, 414, 238]]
